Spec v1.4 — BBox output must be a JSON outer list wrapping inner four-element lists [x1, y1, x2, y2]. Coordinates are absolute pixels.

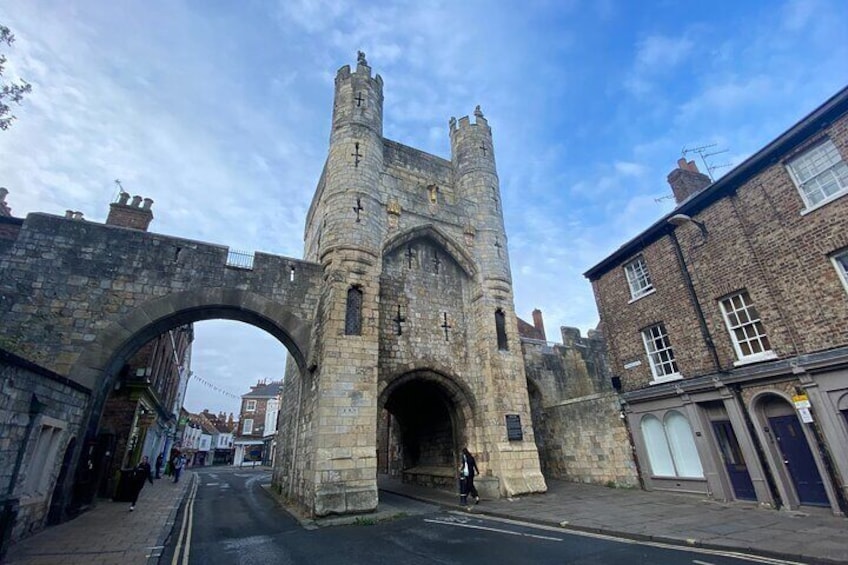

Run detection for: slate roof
[[242, 380, 283, 399]]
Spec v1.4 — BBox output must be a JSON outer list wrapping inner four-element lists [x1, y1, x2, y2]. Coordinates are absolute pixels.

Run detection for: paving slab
[[5, 473, 193, 565], [377, 475, 848, 565]]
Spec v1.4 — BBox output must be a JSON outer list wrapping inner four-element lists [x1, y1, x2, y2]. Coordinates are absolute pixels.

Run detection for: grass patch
[[354, 517, 377, 526]]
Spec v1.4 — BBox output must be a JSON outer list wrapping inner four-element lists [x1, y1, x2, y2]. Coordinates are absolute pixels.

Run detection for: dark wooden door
[[769, 415, 829, 506], [712, 420, 756, 501]]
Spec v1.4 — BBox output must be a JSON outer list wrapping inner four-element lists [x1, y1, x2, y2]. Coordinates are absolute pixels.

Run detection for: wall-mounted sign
[[624, 360, 642, 370], [792, 394, 810, 409], [505, 414, 523, 441], [797, 407, 813, 423]]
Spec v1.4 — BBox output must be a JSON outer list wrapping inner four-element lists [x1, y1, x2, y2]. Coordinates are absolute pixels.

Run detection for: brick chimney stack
[[106, 191, 154, 231], [531, 309, 546, 341], [667, 158, 711, 204], [0, 187, 11, 217]]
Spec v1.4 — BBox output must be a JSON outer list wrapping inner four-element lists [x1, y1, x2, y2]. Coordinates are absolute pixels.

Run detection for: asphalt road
[[161, 467, 800, 565]]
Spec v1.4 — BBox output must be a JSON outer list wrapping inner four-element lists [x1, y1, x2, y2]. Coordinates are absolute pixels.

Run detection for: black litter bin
[[113, 469, 140, 502]]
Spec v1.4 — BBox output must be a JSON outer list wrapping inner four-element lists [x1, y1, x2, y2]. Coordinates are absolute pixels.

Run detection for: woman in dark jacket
[[461, 448, 480, 504]]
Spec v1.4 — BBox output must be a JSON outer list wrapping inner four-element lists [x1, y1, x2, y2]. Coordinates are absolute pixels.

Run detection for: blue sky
[[1, 0, 846, 415]]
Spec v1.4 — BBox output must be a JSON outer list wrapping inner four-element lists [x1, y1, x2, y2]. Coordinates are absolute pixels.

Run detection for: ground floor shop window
[[641, 411, 704, 478]]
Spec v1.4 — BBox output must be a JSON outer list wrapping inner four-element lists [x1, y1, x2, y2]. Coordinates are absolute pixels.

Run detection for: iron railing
[[226, 249, 254, 270]]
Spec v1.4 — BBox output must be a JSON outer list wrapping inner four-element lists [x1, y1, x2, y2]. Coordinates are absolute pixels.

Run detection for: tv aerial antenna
[[682, 143, 731, 181]]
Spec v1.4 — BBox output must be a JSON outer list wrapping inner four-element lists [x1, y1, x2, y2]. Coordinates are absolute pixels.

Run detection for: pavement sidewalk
[[377, 475, 848, 565], [4, 472, 193, 565]]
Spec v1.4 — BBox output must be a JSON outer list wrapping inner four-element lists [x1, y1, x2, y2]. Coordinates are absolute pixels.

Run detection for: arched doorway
[[378, 370, 474, 490], [755, 393, 829, 507]]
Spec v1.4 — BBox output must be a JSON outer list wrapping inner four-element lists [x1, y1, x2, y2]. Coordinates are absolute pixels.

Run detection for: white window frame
[[719, 291, 777, 365], [242, 418, 254, 435], [640, 411, 704, 479], [641, 323, 681, 383], [832, 249, 848, 295], [245, 399, 256, 412], [624, 255, 654, 302], [786, 139, 848, 213]]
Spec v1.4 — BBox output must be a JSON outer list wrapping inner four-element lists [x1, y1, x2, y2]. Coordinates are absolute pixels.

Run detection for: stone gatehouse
[[273, 53, 546, 516]]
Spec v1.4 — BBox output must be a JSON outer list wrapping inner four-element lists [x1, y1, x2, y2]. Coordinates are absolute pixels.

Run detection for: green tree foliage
[[0, 25, 32, 131]]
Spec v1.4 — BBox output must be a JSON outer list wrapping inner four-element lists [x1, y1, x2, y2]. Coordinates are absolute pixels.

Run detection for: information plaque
[[505, 414, 523, 441]]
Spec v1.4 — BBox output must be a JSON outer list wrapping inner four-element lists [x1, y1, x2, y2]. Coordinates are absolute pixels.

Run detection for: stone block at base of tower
[[313, 484, 379, 517]]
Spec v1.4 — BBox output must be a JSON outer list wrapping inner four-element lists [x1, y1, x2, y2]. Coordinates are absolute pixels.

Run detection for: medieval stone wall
[[522, 330, 638, 487], [0, 349, 90, 542], [0, 213, 321, 387]]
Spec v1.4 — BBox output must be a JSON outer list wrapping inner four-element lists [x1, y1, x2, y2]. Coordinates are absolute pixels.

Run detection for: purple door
[[712, 420, 756, 501], [768, 415, 829, 506]]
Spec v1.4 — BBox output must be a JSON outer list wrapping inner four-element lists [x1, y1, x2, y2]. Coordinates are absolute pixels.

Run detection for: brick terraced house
[[585, 86, 848, 515], [233, 380, 281, 466]]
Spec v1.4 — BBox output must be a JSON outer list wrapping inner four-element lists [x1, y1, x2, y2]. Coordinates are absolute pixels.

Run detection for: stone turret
[[300, 52, 386, 516], [450, 106, 510, 284], [316, 51, 385, 259], [451, 106, 546, 496]]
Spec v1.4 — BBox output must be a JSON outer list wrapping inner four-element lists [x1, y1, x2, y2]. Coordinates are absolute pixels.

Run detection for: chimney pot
[[531, 309, 547, 341], [667, 158, 711, 204], [142, 197, 154, 210], [0, 187, 7, 201], [65, 210, 74, 219], [118, 191, 130, 205], [131, 195, 143, 207]]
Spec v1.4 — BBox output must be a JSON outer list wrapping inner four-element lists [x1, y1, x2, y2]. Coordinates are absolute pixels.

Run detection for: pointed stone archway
[[377, 368, 476, 489]]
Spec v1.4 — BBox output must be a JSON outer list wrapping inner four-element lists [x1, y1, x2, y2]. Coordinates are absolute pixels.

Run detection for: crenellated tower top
[[331, 51, 384, 141], [450, 105, 496, 176]]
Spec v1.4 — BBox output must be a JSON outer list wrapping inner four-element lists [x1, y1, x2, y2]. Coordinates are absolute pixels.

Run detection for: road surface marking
[[447, 513, 804, 565], [424, 518, 563, 541], [171, 475, 199, 565]]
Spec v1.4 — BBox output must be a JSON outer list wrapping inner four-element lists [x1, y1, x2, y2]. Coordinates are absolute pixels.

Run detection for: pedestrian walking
[[129, 456, 154, 511], [460, 447, 480, 506], [155, 453, 164, 479], [172, 453, 185, 483]]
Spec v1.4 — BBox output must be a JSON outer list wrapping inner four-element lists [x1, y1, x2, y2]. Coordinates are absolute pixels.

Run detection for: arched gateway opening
[[62, 289, 311, 514], [378, 370, 474, 490]]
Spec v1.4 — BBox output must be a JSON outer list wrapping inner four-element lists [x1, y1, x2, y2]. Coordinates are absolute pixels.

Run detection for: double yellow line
[[171, 474, 199, 565]]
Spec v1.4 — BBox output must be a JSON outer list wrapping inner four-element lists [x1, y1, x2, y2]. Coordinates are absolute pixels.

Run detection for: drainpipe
[[667, 229, 722, 374]]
